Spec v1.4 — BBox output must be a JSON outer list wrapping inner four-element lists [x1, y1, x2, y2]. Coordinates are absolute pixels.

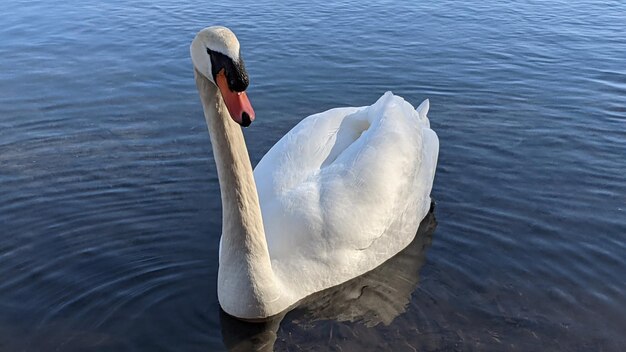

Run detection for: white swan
[[191, 26, 439, 320]]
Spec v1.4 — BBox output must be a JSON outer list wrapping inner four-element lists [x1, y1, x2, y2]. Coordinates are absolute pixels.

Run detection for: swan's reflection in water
[[221, 209, 437, 351]]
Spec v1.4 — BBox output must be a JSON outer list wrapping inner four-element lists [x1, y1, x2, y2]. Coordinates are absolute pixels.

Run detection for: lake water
[[1, 0, 625, 350]]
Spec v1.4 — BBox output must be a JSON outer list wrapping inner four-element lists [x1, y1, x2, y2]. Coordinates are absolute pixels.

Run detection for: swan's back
[[254, 92, 438, 298]]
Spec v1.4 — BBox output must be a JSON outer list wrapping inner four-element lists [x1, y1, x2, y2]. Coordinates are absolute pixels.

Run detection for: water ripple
[[1, 0, 625, 350]]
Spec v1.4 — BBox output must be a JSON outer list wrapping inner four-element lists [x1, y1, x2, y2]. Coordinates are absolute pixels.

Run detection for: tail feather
[[416, 99, 430, 119]]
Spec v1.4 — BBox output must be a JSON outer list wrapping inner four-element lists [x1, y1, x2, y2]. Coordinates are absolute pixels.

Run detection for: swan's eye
[[205, 47, 249, 91]]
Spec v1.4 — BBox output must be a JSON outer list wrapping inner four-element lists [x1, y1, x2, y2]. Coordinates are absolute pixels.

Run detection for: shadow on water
[[220, 209, 437, 351]]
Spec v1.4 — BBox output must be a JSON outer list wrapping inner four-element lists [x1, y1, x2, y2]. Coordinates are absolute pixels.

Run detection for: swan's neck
[[195, 69, 280, 318]]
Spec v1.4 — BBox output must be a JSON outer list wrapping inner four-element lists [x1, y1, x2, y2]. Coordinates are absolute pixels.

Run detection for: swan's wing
[[254, 92, 438, 262]]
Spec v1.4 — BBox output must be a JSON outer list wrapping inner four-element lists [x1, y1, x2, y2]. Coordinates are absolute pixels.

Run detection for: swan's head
[[191, 26, 255, 127]]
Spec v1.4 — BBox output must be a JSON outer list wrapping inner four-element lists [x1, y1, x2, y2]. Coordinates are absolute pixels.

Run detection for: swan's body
[[191, 26, 439, 320]]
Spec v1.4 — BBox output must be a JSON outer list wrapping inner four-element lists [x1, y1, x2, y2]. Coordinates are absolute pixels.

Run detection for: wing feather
[[254, 92, 437, 262]]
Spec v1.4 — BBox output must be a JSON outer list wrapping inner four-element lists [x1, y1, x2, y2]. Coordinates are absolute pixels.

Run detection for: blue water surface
[[0, 0, 625, 350]]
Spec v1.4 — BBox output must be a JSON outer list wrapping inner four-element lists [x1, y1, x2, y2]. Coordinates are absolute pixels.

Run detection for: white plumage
[[191, 26, 439, 320], [256, 92, 438, 298]]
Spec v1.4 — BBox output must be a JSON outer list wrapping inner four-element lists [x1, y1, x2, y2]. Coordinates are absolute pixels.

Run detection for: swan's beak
[[216, 70, 255, 127]]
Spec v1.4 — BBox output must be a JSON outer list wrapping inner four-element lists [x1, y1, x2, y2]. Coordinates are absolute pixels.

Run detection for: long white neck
[[195, 69, 281, 319]]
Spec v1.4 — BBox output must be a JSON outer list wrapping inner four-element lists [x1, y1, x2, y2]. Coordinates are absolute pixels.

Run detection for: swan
[[190, 26, 439, 320]]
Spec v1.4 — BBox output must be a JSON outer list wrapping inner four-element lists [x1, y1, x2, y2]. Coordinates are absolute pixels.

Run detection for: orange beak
[[215, 70, 255, 127]]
